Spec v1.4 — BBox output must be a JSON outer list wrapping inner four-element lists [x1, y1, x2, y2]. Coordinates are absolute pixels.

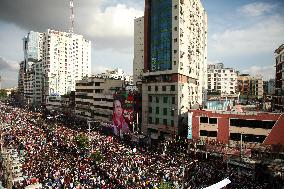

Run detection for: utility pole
[[240, 133, 243, 161]]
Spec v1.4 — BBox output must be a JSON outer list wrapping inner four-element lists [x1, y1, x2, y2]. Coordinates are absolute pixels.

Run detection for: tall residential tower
[[134, 0, 208, 138], [21, 29, 91, 106]]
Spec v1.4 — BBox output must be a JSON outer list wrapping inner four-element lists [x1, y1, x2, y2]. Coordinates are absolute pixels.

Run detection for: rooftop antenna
[[69, 0, 74, 33]]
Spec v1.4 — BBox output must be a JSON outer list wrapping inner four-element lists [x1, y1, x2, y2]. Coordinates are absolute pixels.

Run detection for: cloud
[[210, 15, 284, 57], [242, 65, 275, 80], [0, 0, 143, 51], [238, 2, 276, 17], [0, 57, 18, 71]]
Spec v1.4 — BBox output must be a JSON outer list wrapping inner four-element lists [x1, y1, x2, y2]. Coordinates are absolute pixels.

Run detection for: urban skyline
[[0, 0, 284, 88]]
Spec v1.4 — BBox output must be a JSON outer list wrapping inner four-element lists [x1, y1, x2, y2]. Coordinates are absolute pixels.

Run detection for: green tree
[[159, 181, 172, 189], [90, 150, 104, 164], [74, 133, 89, 150], [0, 89, 7, 99]]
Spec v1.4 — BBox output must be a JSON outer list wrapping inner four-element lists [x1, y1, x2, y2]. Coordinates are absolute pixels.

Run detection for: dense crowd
[[0, 101, 283, 188]]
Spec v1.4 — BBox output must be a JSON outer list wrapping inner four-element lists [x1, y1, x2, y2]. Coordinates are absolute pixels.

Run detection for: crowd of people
[[0, 101, 283, 188]]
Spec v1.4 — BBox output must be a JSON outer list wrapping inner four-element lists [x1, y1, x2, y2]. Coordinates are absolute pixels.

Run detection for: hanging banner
[[187, 112, 193, 139]]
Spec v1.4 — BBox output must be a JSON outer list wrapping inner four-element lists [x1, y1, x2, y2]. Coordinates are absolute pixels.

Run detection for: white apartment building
[[133, 16, 144, 86], [207, 63, 237, 96], [136, 0, 208, 137], [75, 77, 123, 121], [42, 29, 91, 99], [21, 29, 91, 107]]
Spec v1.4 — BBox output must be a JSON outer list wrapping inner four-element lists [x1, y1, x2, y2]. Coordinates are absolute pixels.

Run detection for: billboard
[[187, 112, 193, 139], [112, 92, 135, 136]]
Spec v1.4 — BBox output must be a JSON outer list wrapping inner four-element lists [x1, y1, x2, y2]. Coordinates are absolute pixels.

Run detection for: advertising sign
[[112, 93, 134, 135], [187, 112, 193, 139]]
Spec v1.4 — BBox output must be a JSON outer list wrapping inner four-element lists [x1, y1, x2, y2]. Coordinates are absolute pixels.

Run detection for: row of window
[[149, 117, 174, 126], [149, 107, 174, 116], [200, 117, 217, 124], [148, 85, 175, 92], [230, 119, 275, 129], [149, 96, 175, 104], [230, 133, 266, 143]]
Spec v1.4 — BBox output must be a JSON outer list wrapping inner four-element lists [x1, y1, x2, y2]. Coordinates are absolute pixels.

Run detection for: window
[[163, 119, 167, 125], [149, 96, 152, 102], [156, 96, 159, 103], [172, 96, 175, 104], [171, 85, 175, 91], [156, 107, 159, 114], [175, 16, 178, 20], [163, 97, 168, 103], [171, 109, 174, 116], [163, 108, 167, 115], [95, 82, 100, 86], [155, 86, 158, 91], [200, 130, 217, 137], [155, 118, 159, 124], [171, 120, 174, 126], [148, 86, 151, 91], [149, 117, 152, 124], [200, 117, 208, 123], [230, 119, 275, 129], [162, 86, 166, 91], [174, 38, 177, 42], [209, 118, 217, 124], [148, 107, 152, 113]]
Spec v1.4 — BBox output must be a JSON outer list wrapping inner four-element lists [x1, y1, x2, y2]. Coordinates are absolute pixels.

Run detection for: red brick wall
[[217, 117, 229, 143]]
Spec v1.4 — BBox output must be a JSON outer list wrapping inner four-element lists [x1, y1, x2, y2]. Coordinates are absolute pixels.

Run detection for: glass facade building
[[150, 0, 172, 71]]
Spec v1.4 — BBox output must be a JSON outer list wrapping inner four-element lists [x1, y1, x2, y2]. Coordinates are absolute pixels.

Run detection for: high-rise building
[[237, 74, 263, 99], [135, 0, 208, 138], [273, 44, 284, 111], [21, 29, 91, 106], [207, 63, 237, 96], [263, 79, 275, 95], [23, 31, 44, 105]]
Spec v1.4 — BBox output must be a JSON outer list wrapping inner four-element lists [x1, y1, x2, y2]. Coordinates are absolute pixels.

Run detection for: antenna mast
[[69, 0, 74, 33]]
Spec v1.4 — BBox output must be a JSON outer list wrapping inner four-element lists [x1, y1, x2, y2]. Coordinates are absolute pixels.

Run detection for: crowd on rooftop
[[0, 101, 283, 189]]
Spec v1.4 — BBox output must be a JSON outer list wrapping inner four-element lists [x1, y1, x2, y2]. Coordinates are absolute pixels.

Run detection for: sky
[[0, 0, 283, 88]]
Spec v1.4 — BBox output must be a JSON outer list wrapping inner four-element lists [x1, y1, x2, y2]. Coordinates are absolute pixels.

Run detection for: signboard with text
[[187, 112, 193, 139]]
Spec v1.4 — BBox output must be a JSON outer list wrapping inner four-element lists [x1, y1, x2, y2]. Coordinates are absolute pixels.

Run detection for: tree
[[158, 181, 172, 189], [74, 133, 89, 150], [0, 89, 7, 99], [90, 150, 104, 164]]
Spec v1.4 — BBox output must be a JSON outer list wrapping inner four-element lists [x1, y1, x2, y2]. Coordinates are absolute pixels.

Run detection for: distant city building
[[263, 79, 275, 95], [273, 44, 284, 111], [75, 77, 124, 122], [20, 29, 91, 106], [125, 85, 138, 92], [207, 63, 237, 96], [133, 16, 144, 86], [18, 61, 25, 95], [135, 0, 208, 138], [0, 75, 2, 90], [237, 74, 263, 99], [93, 68, 133, 85]]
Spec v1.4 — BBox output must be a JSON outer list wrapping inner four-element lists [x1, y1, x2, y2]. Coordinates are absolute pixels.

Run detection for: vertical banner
[[187, 112, 193, 139]]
